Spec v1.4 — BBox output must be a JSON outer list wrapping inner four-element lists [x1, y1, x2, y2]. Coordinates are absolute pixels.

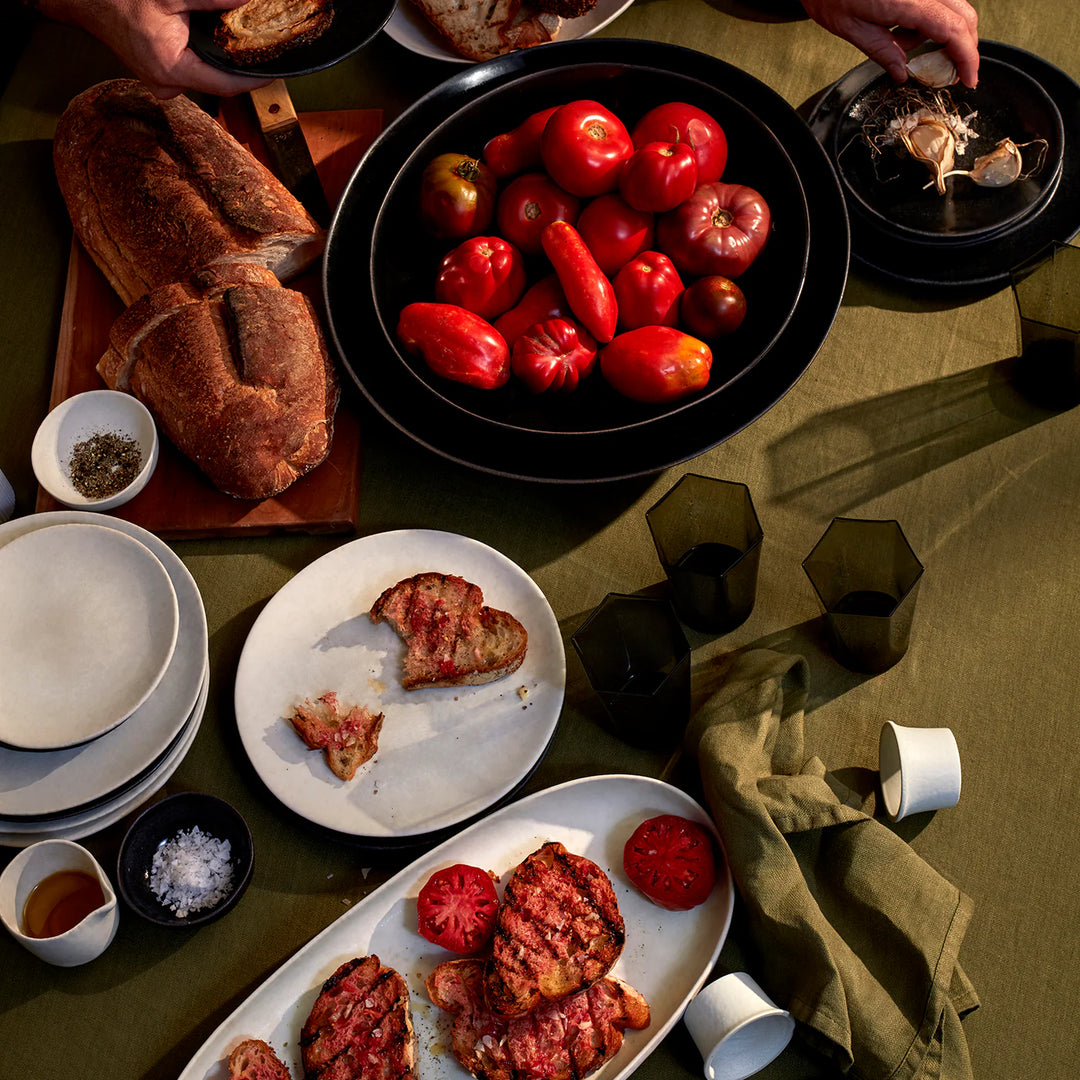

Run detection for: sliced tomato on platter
[[623, 813, 717, 911], [417, 862, 500, 954]]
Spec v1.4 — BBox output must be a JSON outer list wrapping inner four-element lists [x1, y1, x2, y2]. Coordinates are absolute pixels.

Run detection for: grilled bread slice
[[215, 0, 335, 64], [370, 572, 527, 690], [484, 842, 625, 1018], [227, 1039, 291, 1080], [301, 955, 417, 1080], [407, 0, 561, 62], [427, 958, 649, 1080], [289, 692, 384, 781]]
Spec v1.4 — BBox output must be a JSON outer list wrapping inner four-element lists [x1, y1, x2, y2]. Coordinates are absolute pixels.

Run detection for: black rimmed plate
[[324, 39, 846, 480], [188, 0, 396, 78], [808, 40, 1080, 291]]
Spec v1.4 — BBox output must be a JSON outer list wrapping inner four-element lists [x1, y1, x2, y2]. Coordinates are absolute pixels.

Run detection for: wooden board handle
[[249, 79, 299, 136]]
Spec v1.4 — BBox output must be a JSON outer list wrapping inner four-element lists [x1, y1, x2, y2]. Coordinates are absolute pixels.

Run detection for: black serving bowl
[[325, 39, 812, 442], [117, 793, 253, 929]]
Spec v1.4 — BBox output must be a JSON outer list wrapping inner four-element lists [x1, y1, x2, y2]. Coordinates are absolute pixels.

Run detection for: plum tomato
[[434, 236, 527, 321], [680, 275, 747, 339], [493, 273, 571, 349], [495, 173, 581, 255], [630, 102, 728, 183], [419, 153, 497, 240], [541, 220, 618, 343], [623, 814, 717, 911], [541, 100, 634, 198], [657, 182, 771, 278], [618, 140, 698, 213], [600, 325, 712, 403], [483, 105, 559, 178], [612, 251, 684, 331], [417, 863, 499, 954], [396, 302, 510, 390], [575, 193, 655, 278], [511, 317, 598, 393]]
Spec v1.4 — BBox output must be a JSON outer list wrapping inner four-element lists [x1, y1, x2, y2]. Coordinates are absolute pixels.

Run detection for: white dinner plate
[[0, 512, 209, 818], [384, 0, 636, 63], [0, 523, 179, 751], [178, 773, 735, 1080], [234, 529, 564, 842]]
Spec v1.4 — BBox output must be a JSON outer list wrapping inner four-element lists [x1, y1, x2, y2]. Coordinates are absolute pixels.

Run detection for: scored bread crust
[[215, 0, 335, 64]]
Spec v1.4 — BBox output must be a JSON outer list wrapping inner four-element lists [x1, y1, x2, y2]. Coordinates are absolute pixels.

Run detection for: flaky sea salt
[[149, 825, 234, 918]]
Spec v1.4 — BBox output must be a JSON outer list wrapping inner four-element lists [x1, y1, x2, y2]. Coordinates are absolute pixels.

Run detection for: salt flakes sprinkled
[[149, 825, 234, 918]]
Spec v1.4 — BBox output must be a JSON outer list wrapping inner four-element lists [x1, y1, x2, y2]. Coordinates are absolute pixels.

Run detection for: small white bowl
[[31, 390, 159, 511]]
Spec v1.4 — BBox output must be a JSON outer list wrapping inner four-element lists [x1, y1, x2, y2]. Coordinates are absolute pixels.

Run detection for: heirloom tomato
[[493, 274, 571, 349], [631, 102, 728, 183], [396, 302, 510, 390], [417, 863, 499, 953], [495, 173, 581, 255], [612, 251, 684, 331], [680, 274, 747, 339], [623, 814, 716, 911], [575, 193, 654, 277], [511, 318, 598, 394], [483, 105, 559, 178], [600, 325, 711, 403], [541, 220, 618, 343], [657, 182, 771, 278], [434, 236, 527, 321], [618, 140, 698, 213], [419, 153, 496, 240], [540, 100, 633, 198]]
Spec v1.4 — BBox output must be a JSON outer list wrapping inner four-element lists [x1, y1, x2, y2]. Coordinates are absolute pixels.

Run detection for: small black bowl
[[117, 793, 254, 928]]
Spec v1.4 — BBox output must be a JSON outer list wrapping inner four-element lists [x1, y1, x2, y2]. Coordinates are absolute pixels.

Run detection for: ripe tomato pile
[[397, 99, 772, 404]]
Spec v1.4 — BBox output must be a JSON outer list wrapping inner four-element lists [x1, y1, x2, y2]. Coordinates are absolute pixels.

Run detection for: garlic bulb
[[966, 138, 1024, 187], [906, 50, 959, 88], [900, 118, 956, 194]]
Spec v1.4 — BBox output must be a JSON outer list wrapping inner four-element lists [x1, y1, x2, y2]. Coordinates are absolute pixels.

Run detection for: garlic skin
[[900, 118, 956, 194], [967, 139, 1024, 187], [906, 49, 959, 89]]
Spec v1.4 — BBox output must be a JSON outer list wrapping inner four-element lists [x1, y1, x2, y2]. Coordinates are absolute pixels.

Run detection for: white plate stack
[[0, 512, 209, 846]]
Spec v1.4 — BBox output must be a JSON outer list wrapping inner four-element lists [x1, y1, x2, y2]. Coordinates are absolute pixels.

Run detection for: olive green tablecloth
[[3, 3, 1080, 1079]]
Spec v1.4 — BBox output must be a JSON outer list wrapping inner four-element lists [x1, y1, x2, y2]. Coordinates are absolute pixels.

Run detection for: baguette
[[53, 79, 324, 306]]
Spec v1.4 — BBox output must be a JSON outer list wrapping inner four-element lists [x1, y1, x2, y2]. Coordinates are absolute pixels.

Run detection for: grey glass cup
[[571, 593, 691, 748], [802, 517, 924, 673], [646, 474, 763, 634]]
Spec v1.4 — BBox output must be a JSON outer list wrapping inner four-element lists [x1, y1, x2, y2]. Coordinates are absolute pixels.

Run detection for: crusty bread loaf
[[53, 79, 324, 306], [407, 0, 561, 61], [97, 265, 338, 500], [227, 1039, 291, 1080], [215, 0, 335, 64]]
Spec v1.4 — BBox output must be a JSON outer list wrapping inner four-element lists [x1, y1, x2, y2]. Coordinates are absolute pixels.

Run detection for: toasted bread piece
[[289, 691, 384, 781], [216, 0, 335, 64], [484, 842, 625, 1018], [370, 572, 527, 690], [227, 1038, 291, 1080], [407, 0, 561, 61]]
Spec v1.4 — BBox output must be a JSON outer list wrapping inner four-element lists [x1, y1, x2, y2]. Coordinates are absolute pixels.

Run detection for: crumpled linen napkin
[[684, 648, 979, 1080]]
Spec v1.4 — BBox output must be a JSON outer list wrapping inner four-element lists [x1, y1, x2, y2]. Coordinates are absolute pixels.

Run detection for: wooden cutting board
[[35, 106, 383, 538]]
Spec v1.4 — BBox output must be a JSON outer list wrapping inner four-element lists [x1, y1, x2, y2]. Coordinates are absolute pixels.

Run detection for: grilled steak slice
[[289, 692, 385, 781], [301, 955, 417, 1080], [427, 958, 650, 1080], [228, 1038, 292, 1080], [370, 572, 527, 690], [485, 842, 625, 1018]]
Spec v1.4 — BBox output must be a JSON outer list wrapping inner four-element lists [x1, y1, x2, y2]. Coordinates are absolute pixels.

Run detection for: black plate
[[324, 39, 848, 482], [809, 40, 1080, 290], [189, 0, 396, 78]]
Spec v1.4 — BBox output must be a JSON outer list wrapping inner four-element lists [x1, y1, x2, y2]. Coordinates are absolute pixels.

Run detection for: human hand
[[800, 0, 980, 88], [36, 0, 272, 98]]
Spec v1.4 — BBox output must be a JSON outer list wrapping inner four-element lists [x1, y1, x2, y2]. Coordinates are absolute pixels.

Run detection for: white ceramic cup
[[879, 721, 962, 821], [683, 972, 795, 1080], [0, 839, 119, 966]]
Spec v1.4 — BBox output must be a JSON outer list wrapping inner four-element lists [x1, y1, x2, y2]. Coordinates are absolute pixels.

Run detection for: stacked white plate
[[0, 512, 209, 847]]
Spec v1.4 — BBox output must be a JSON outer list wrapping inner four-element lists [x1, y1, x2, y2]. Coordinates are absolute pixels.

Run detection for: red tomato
[[511, 318, 598, 393], [493, 273, 571, 349], [495, 173, 581, 255], [631, 102, 728, 183], [618, 140, 698, 213], [541, 220, 618, 343], [483, 105, 559, 178], [657, 182, 771, 278], [541, 100, 633, 198], [396, 302, 510, 390], [576, 193, 655, 277], [417, 863, 499, 953], [680, 275, 747, 339], [434, 236, 527, 321], [419, 153, 497, 240], [612, 251, 684, 331], [623, 814, 717, 911], [600, 325, 711, 403]]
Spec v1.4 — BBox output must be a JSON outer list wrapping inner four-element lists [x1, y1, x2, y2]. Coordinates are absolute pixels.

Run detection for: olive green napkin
[[685, 649, 979, 1080]]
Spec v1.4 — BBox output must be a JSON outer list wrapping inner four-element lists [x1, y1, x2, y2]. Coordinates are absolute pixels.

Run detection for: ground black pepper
[[68, 431, 142, 499]]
